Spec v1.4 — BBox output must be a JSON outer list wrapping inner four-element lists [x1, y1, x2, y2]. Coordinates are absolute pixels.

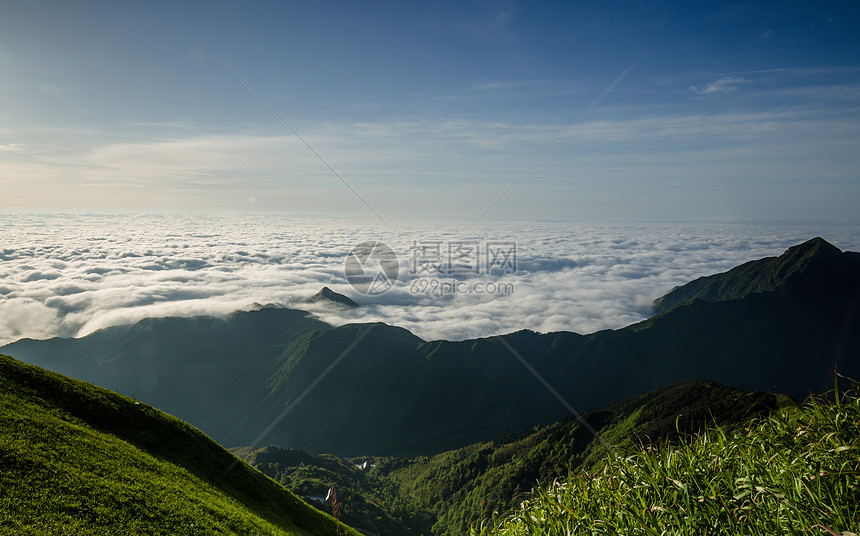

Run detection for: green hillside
[[491, 388, 860, 536], [0, 354, 356, 536], [241, 380, 791, 536]]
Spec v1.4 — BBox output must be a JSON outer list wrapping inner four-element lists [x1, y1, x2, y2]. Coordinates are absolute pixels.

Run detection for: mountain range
[[3, 237, 858, 456]]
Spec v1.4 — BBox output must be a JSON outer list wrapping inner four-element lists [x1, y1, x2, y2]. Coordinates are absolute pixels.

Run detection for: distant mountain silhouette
[[306, 286, 359, 307], [653, 237, 860, 313], [4, 238, 858, 456]]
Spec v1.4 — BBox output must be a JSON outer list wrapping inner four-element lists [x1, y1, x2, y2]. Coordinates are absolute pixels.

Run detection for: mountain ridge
[[653, 236, 860, 314], [3, 238, 858, 456]]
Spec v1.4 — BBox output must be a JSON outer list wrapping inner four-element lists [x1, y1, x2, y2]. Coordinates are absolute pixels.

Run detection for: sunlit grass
[[0, 354, 357, 536], [489, 388, 860, 536]]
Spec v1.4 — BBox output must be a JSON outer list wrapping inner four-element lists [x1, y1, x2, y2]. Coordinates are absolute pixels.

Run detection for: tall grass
[[489, 389, 860, 536]]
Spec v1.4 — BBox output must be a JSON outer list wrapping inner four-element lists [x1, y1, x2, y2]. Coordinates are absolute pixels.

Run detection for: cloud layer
[[3, 72, 860, 222], [1, 214, 859, 346]]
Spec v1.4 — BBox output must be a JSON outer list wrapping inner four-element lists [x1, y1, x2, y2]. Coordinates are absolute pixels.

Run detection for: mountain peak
[[653, 237, 857, 314], [307, 286, 359, 307], [782, 237, 842, 262]]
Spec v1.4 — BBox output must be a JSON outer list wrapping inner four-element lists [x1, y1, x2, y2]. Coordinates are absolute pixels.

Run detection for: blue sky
[[1, 1, 859, 222]]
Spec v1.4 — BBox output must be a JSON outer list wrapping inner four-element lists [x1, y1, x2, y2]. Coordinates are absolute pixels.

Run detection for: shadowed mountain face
[[4, 238, 859, 456], [653, 237, 860, 313]]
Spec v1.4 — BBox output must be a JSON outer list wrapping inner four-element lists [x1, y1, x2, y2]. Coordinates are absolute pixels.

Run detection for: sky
[[1, 1, 859, 222]]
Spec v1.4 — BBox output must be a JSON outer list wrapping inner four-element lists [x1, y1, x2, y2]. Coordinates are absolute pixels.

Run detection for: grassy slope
[[373, 380, 789, 536], [492, 390, 860, 536], [0, 354, 357, 536], [241, 380, 790, 536]]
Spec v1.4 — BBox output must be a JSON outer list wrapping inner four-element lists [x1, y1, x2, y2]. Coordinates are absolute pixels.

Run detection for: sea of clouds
[[1, 213, 859, 346]]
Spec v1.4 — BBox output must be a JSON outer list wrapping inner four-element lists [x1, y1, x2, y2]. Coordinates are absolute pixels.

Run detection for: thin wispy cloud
[[20, 97, 860, 169], [690, 76, 750, 95], [1, 86, 857, 219]]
